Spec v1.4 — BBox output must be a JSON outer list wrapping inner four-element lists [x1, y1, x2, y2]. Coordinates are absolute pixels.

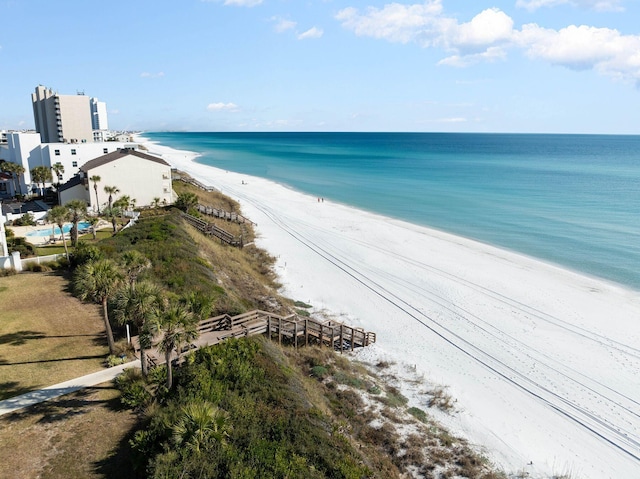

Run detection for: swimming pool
[[26, 221, 92, 237]]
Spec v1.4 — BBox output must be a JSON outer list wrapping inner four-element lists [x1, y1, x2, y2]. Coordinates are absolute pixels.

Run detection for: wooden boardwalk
[[138, 310, 376, 366], [196, 204, 255, 226], [181, 212, 243, 247]]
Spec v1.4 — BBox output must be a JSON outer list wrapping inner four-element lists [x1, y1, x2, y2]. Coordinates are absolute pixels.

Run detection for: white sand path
[[143, 138, 640, 479]]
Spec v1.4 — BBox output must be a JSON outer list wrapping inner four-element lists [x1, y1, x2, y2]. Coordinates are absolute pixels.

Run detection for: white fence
[[21, 253, 66, 267]]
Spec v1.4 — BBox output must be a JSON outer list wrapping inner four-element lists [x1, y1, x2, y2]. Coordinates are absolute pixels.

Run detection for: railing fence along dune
[[181, 212, 243, 247], [137, 310, 377, 366]]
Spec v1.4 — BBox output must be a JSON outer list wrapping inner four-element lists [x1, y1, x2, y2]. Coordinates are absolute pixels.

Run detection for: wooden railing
[[197, 204, 255, 226], [181, 212, 243, 247]]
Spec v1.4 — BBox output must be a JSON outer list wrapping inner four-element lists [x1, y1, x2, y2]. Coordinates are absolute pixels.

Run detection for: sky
[[1, 0, 640, 133]]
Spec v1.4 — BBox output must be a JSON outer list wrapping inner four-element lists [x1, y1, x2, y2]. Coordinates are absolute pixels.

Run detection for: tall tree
[[74, 259, 123, 355], [1, 162, 26, 196], [88, 216, 100, 240], [121, 250, 151, 286], [175, 192, 198, 212], [65, 199, 88, 247], [151, 299, 198, 388], [51, 162, 65, 186], [30, 166, 52, 197], [181, 291, 215, 322], [46, 205, 70, 259], [90, 175, 101, 213], [114, 280, 160, 376], [103, 185, 119, 210]]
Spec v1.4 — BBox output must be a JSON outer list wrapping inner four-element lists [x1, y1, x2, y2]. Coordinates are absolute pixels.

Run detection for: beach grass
[[0, 272, 108, 400]]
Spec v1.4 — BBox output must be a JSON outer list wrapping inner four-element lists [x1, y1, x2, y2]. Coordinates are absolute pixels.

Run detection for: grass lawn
[[0, 382, 137, 479], [0, 272, 109, 400]]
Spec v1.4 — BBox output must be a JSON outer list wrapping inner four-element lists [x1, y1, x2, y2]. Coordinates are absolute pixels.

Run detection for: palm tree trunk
[[60, 227, 70, 260], [140, 348, 148, 377], [102, 298, 116, 354], [94, 186, 100, 214], [165, 349, 173, 388]]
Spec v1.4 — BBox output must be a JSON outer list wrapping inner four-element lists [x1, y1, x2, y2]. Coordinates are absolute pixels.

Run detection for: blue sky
[[1, 0, 639, 133]]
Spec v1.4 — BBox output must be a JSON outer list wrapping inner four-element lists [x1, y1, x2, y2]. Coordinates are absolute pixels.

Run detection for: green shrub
[[407, 407, 429, 423], [115, 368, 153, 410], [310, 365, 329, 379], [0, 268, 17, 277], [70, 242, 103, 268]]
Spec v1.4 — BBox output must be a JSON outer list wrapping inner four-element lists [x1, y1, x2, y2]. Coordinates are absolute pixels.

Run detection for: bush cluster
[[123, 338, 371, 478]]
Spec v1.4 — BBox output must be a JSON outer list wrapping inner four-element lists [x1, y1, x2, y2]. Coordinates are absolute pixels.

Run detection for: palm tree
[[172, 401, 231, 454], [103, 185, 119, 210], [121, 250, 151, 286], [65, 199, 88, 247], [181, 291, 215, 322], [1, 162, 25, 197], [152, 197, 161, 209], [46, 205, 70, 259], [74, 259, 123, 355], [51, 162, 65, 186], [176, 192, 198, 212], [90, 175, 101, 213], [114, 280, 160, 376], [88, 216, 100, 240], [30, 166, 52, 197], [151, 299, 198, 388]]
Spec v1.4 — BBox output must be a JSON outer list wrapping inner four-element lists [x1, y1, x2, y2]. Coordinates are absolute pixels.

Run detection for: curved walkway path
[[0, 360, 140, 417]]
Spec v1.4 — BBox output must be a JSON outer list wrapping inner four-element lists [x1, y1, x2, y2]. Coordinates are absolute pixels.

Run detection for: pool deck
[[9, 220, 111, 246]]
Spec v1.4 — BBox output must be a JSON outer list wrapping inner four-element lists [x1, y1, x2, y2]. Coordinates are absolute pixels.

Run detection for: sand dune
[[143, 137, 640, 479]]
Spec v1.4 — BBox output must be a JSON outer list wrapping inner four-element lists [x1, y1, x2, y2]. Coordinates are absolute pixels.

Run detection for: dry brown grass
[[0, 272, 109, 400], [0, 382, 137, 479]]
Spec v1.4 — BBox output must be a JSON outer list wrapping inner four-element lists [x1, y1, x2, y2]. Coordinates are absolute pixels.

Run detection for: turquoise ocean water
[[146, 132, 640, 290]]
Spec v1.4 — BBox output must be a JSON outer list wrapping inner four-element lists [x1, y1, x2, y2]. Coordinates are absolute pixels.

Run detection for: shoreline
[[138, 135, 640, 479]]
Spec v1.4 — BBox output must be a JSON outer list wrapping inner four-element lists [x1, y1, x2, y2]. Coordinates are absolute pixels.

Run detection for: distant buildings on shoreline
[[0, 86, 171, 211]]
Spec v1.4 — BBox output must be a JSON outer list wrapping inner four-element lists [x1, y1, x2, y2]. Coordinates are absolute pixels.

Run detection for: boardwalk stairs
[[138, 310, 376, 366], [196, 203, 255, 226], [181, 212, 243, 247]]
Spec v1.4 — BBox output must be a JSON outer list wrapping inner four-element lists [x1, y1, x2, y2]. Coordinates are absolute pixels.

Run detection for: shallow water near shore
[[147, 132, 640, 289]]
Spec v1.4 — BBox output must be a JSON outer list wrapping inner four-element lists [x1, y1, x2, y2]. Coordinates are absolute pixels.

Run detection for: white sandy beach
[[141, 137, 640, 479]]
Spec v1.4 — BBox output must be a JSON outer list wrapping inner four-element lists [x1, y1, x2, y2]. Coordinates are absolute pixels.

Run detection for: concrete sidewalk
[[0, 360, 141, 417]]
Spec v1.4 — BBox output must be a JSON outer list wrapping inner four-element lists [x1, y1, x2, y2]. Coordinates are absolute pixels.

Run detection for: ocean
[[145, 132, 640, 290]]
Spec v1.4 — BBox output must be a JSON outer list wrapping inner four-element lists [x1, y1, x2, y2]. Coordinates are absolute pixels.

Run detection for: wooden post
[[331, 327, 335, 350], [278, 317, 282, 345], [351, 327, 355, 351], [294, 321, 298, 349], [266, 317, 270, 339], [319, 324, 323, 347], [305, 319, 309, 346], [339, 324, 344, 353]]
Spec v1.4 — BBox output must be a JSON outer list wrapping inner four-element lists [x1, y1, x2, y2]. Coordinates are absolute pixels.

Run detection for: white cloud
[[222, 0, 263, 6], [298, 27, 324, 40], [438, 117, 468, 123], [207, 102, 240, 112], [335, 1, 447, 45], [140, 72, 165, 78], [516, 0, 624, 12], [516, 23, 640, 81], [272, 17, 297, 33], [439, 46, 508, 67], [451, 8, 514, 51], [337, 1, 640, 83]]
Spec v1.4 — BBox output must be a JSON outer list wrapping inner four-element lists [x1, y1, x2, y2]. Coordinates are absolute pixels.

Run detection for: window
[[54, 149, 60, 156], [71, 149, 77, 155], [72, 161, 78, 168], [58, 175, 63, 181], [103, 148, 108, 154]]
